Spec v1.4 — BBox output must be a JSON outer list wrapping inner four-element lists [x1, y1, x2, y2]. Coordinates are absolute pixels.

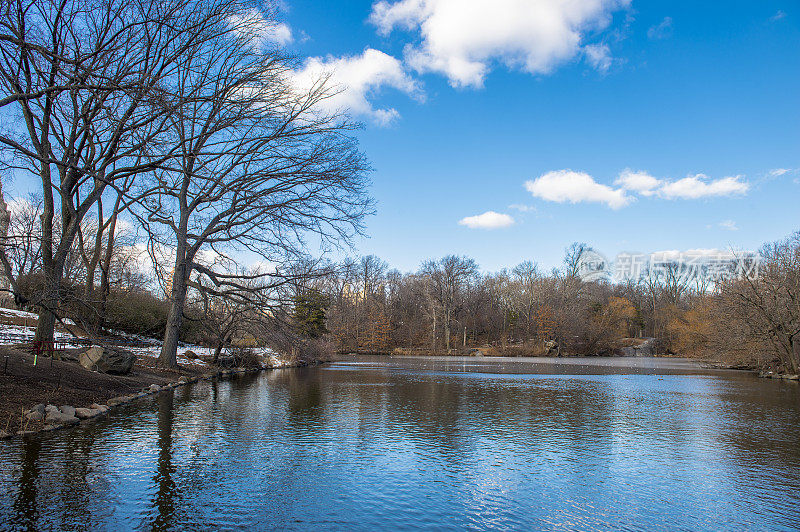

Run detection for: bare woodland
[[321, 238, 800, 373], [0, 1, 797, 373], [0, 0, 370, 368]]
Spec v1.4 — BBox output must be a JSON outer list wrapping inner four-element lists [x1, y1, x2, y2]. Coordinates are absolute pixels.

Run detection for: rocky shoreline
[[0, 364, 302, 441]]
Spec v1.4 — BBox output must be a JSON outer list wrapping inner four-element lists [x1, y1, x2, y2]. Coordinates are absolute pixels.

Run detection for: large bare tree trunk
[[160, 256, 189, 369]]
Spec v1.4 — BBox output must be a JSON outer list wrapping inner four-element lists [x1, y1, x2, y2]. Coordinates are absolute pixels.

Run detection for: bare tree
[[421, 255, 478, 351], [134, 12, 371, 368], [0, 0, 238, 344], [721, 233, 800, 373]]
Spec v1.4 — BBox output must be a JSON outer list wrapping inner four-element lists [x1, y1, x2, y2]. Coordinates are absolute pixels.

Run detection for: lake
[[1, 356, 799, 531]]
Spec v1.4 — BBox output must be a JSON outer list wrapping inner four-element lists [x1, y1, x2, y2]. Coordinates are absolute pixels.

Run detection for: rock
[[75, 408, 99, 419], [178, 376, 189, 384], [59, 405, 76, 417], [25, 411, 44, 422], [106, 396, 129, 407], [620, 337, 657, 357], [183, 350, 198, 359], [24, 404, 46, 422], [148, 384, 161, 393], [78, 346, 136, 375], [45, 408, 79, 425], [90, 403, 110, 413]]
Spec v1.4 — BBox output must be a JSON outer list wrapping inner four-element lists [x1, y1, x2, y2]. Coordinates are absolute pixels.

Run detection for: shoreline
[[0, 344, 307, 440], [338, 353, 800, 379], [341, 352, 800, 379]]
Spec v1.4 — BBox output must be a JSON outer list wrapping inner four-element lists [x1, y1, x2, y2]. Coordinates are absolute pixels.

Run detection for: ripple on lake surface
[[1, 356, 799, 531]]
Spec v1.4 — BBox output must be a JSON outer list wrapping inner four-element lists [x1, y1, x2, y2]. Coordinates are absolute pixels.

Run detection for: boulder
[[183, 350, 198, 359], [79, 346, 136, 375], [106, 396, 129, 407], [25, 404, 46, 422], [620, 337, 657, 357], [45, 407, 79, 425], [90, 403, 110, 413], [148, 384, 161, 393], [59, 405, 76, 417], [75, 408, 99, 419], [25, 410, 44, 422]]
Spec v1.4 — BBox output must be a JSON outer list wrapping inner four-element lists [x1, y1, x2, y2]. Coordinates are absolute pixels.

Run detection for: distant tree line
[[316, 235, 800, 373]]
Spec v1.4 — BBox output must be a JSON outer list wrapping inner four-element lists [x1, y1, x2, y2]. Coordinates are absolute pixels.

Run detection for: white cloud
[[525, 169, 632, 209], [769, 168, 791, 177], [615, 168, 660, 196], [718, 220, 738, 231], [369, 0, 630, 88], [459, 211, 515, 229], [771, 10, 787, 22], [584, 43, 612, 73], [647, 16, 673, 40], [508, 203, 536, 212], [657, 174, 749, 199], [230, 9, 293, 47], [291, 48, 422, 126], [524, 169, 752, 209]]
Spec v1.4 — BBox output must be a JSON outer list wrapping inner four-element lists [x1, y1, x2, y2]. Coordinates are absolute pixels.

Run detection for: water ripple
[[1, 359, 799, 531]]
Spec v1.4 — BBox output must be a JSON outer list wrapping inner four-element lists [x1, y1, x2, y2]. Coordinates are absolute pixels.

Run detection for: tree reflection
[[10, 437, 41, 530], [150, 392, 176, 532]]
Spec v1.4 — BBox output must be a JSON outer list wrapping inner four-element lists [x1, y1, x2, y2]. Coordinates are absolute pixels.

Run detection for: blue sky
[[6, 0, 798, 274], [277, 0, 800, 272]]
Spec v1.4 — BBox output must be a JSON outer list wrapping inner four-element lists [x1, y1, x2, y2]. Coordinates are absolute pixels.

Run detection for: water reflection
[[1, 357, 799, 531], [149, 392, 175, 532], [9, 437, 40, 530]]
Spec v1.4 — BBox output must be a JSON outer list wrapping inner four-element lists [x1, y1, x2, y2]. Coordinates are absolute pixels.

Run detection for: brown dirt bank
[[0, 345, 203, 435]]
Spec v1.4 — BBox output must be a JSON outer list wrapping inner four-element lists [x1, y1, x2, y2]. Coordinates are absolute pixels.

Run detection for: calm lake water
[[1, 356, 800, 531]]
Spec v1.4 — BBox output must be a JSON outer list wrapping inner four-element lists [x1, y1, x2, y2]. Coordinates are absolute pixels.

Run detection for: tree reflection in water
[[150, 392, 176, 532]]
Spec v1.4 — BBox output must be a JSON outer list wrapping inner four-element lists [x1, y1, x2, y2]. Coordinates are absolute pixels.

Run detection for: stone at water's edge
[[24, 404, 46, 422], [44, 405, 78, 425], [79, 346, 136, 375], [106, 396, 129, 407], [75, 408, 100, 419]]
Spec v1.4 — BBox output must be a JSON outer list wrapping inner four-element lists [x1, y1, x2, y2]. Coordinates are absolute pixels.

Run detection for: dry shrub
[[294, 337, 335, 364]]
